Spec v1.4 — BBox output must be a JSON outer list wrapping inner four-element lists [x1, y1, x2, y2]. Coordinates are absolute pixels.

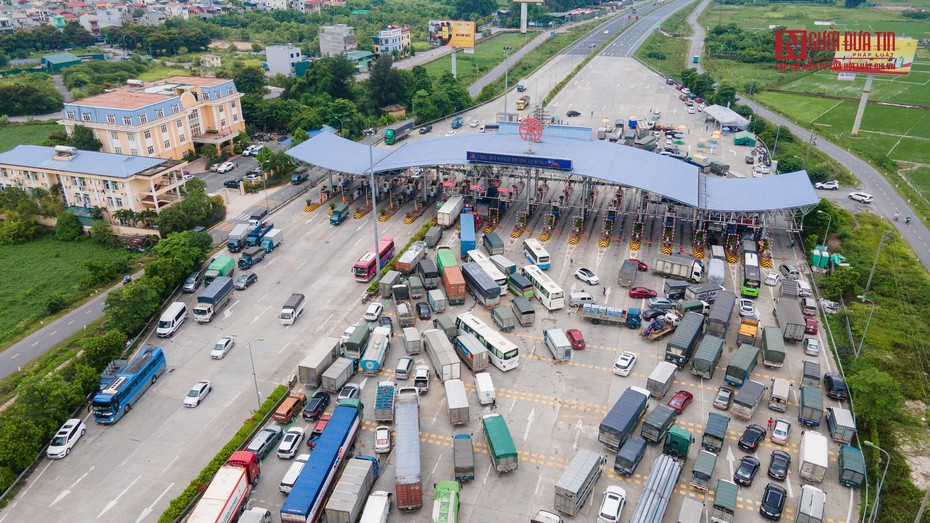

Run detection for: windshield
[[187, 389, 200, 397], [51, 436, 68, 446], [157, 319, 172, 328]]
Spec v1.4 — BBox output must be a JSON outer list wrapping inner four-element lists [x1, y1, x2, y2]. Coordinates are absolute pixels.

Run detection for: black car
[[642, 308, 666, 321], [566, 110, 581, 117], [823, 373, 849, 401], [378, 316, 394, 336], [302, 391, 331, 421], [418, 125, 433, 134], [738, 424, 766, 452], [768, 450, 791, 481], [759, 483, 788, 520], [733, 455, 760, 486], [223, 178, 242, 189], [416, 301, 431, 320]]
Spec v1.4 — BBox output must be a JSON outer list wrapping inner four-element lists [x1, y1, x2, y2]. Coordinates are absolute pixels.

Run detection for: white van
[[796, 279, 812, 297], [769, 378, 791, 412], [795, 485, 826, 523], [280, 454, 309, 493], [156, 302, 187, 337], [46, 418, 86, 459], [359, 491, 392, 523], [569, 291, 596, 307], [239, 508, 272, 523], [475, 372, 496, 405]]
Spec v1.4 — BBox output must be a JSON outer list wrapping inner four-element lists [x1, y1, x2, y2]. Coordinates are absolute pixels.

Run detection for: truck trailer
[[395, 388, 423, 510], [652, 255, 704, 283], [774, 298, 806, 342], [188, 451, 261, 523], [323, 457, 376, 523], [553, 450, 604, 516], [437, 196, 465, 228], [297, 337, 340, 388], [665, 312, 705, 367]]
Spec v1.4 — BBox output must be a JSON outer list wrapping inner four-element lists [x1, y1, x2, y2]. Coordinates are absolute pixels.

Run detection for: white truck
[[799, 431, 829, 483], [437, 195, 465, 228], [324, 457, 377, 523], [444, 379, 470, 426], [322, 357, 356, 393], [373, 382, 396, 422], [359, 491, 392, 523], [279, 293, 305, 325], [279, 454, 309, 493], [652, 255, 704, 283], [707, 258, 725, 286], [297, 337, 340, 388]]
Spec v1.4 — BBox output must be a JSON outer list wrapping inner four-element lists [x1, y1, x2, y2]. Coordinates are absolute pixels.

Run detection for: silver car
[[647, 297, 676, 310]]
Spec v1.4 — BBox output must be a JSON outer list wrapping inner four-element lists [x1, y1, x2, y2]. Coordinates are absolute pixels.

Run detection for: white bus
[[455, 312, 519, 371], [468, 251, 507, 295], [522, 238, 551, 270], [521, 264, 565, 311]]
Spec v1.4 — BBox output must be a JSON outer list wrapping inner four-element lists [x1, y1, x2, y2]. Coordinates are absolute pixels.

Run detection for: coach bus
[[92, 346, 167, 424], [741, 252, 761, 297], [523, 238, 551, 270], [455, 312, 519, 371], [353, 237, 395, 282], [520, 264, 564, 311]]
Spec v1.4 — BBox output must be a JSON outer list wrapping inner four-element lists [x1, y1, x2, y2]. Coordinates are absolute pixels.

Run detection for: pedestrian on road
[[491, 397, 497, 409], [768, 418, 774, 432], [603, 286, 607, 296]]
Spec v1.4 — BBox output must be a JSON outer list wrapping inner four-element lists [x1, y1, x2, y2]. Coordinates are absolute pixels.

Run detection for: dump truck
[[599, 387, 650, 451], [260, 229, 283, 252], [641, 312, 680, 341], [705, 291, 736, 337], [227, 223, 251, 252], [245, 222, 273, 248], [737, 317, 759, 346], [691, 335, 724, 380], [702, 412, 729, 454], [193, 276, 234, 323], [761, 326, 786, 368], [188, 451, 260, 523], [774, 298, 806, 342], [237, 246, 266, 269], [647, 362, 678, 399], [373, 382, 396, 422], [396, 241, 427, 274], [297, 337, 340, 388], [731, 380, 767, 421], [383, 119, 414, 145], [437, 196, 465, 228], [321, 357, 356, 393], [652, 255, 704, 283], [395, 388, 423, 510], [553, 450, 604, 516], [800, 431, 829, 483], [322, 457, 376, 523], [204, 255, 235, 285], [641, 404, 677, 443], [665, 312, 705, 367], [579, 304, 640, 329]]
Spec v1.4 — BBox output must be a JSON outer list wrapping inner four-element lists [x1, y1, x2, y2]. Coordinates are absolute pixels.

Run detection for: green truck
[[330, 203, 350, 225], [204, 255, 235, 285], [290, 171, 309, 184], [483, 414, 518, 473]]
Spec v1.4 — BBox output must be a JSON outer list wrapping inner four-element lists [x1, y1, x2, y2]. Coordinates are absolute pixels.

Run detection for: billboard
[[428, 20, 476, 49], [831, 37, 916, 76]]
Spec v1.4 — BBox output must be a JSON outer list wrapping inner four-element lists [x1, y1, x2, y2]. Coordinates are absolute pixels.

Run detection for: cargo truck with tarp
[[629, 453, 682, 523], [689, 450, 717, 492], [418, 259, 440, 290], [483, 413, 518, 473], [342, 323, 371, 361], [762, 326, 786, 368], [483, 232, 504, 255], [701, 412, 729, 454], [665, 312, 705, 367], [641, 404, 677, 443], [705, 291, 735, 337], [511, 296, 535, 326], [453, 434, 475, 482], [724, 344, 759, 387], [826, 407, 856, 444], [491, 306, 516, 332], [839, 445, 865, 488], [731, 380, 767, 421], [599, 387, 649, 451], [799, 386, 824, 427], [774, 298, 806, 342], [553, 449, 604, 516], [617, 259, 639, 287], [691, 335, 724, 379], [710, 480, 739, 523], [614, 437, 648, 476], [802, 360, 821, 387]]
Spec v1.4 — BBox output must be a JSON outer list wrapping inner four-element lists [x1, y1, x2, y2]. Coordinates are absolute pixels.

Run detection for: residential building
[[137, 11, 166, 25], [200, 54, 222, 68], [0, 145, 189, 221], [372, 24, 410, 58], [257, 0, 288, 9], [345, 50, 374, 72], [79, 9, 122, 37], [265, 44, 305, 76], [60, 76, 245, 160], [0, 17, 16, 35], [319, 24, 357, 57]]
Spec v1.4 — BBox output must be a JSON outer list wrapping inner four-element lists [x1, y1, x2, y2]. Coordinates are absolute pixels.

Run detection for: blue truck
[[459, 214, 476, 259], [245, 222, 273, 247]]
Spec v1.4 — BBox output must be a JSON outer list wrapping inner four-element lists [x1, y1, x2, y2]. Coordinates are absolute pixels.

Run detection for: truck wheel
[[152, 374, 158, 384], [252, 470, 260, 485], [126, 403, 132, 412]]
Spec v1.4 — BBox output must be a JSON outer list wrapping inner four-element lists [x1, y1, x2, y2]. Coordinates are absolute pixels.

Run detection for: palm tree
[[88, 206, 105, 221], [113, 209, 138, 226], [138, 209, 157, 229]]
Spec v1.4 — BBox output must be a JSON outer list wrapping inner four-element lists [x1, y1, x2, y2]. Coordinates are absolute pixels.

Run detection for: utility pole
[[863, 230, 894, 299]]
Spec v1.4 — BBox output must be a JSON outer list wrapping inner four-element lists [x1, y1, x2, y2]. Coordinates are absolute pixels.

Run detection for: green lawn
[[635, 2, 697, 79], [0, 121, 64, 153], [137, 67, 192, 81], [0, 235, 136, 348], [421, 32, 534, 86], [904, 166, 930, 201]]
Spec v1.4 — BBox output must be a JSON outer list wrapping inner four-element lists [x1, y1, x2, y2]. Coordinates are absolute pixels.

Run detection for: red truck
[[443, 266, 466, 306], [188, 451, 260, 523]]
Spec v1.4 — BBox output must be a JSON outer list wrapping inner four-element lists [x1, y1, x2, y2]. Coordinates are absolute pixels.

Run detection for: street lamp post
[[864, 440, 890, 523], [333, 116, 345, 136], [503, 46, 513, 115], [855, 295, 875, 359], [363, 128, 382, 287], [231, 335, 264, 410], [817, 210, 832, 246]]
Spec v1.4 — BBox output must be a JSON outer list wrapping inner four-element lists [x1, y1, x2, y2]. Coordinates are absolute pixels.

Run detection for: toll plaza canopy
[[286, 130, 818, 213]]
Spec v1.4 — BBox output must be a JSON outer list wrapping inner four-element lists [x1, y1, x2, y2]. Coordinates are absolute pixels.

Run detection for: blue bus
[[92, 346, 167, 424]]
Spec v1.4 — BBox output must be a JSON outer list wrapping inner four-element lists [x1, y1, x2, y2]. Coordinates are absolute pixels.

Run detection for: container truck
[[707, 258, 725, 286], [580, 304, 640, 328], [453, 434, 475, 482], [685, 283, 723, 302], [394, 388, 423, 510], [204, 255, 235, 285], [330, 203, 350, 225], [705, 291, 736, 337], [359, 491, 392, 523], [731, 380, 767, 421], [279, 292, 305, 325], [444, 379, 470, 426], [418, 259, 441, 290], [737, 317, 759, 347], [227, 223, 251, 252], [245, 222, 273, 248], [553, 449, 604, 516], [443, 266, 466, 305], [598, 387, 649, 451], [427, 289, 446, 313], [188, 451, 261, 523], [423, 329, 461, 382], [647, 362, 678, 399], [360, 326, 391, 376], [261, 229, 283, 252], [691, 335, 724, 379], [237, 246, 266, 269], [383, 119, 414, 145], [617, 259, 639, 287], [436, 246, 457, 276], [544, 328, 572, 362], [323, 457, 376, 523], [774, 298, 806, 342], [629, 454, 682, 523], [799, 386, 824, 427], [297, 337, 340, 388], [799, 431, 829, 483], [402, 327, 421, 355], [193, 276, 234, 323], [483, 232, 504, 255], [483, 413, 519, 473], [373, 382, 396, 422], [281, 403, 363, 522], [652, 255, 704, 283], [437, 196, 465, 228], [724, 344, 760, 386], [322, 357, 356, 393], [459, 214, 476, 259], [665, 312, 705, 367], [641, 404, 677, 443], [396, 241, 427, 273], [762, 326, 786, 367], [702, 412, 729, 454]]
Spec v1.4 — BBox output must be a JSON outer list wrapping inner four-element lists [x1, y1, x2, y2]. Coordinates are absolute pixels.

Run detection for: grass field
[[904, 166, 930, 201], [421, 32, 534, 86], [0, 235, 135, 348], [137, 66, 193, 81], [635, 1, 697, 79], [0, 122, 64, 153]]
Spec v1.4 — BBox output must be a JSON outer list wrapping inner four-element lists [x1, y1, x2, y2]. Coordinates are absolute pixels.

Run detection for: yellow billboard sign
[[831, 37, 916, 76], [428, 20, 476, 49]]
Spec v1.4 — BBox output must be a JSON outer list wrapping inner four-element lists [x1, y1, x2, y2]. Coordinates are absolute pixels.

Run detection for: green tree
[[846, 364, 904, 425], [104, 280, 162, 334], [0, 215, 42, 245], [290, 128, 310, 147], [819, 266, 861, 299], [0, 417, 45, 473], [15, 373, 83, 435], [90, 219, 121, 248], [775, 155, 802, 173], [68, 125, 102, 152], [367, 56, 405, 110], [712, 85, 737, 107], [412, 89, 440, 123], [81, 330, 128, 371], [55, 211, 83, 241], [232, 65, 267, 94], [155, 205, 193, 236]]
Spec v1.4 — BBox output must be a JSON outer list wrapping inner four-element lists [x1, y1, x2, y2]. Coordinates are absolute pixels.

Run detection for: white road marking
[[134, 482, 175, 523], [50, 466, 95, 507], [786, 475, 794, 498], [159, 456, 179, 477], [523, 408, 535, 442], [278, 341, 293, 354], [224, 300, 240, 319], [97, 475, 141, 518], [315, 313, 334, 333], [726, 446, 736, 478], [572, 419, 583, 451], [251, 305, 270, 324]]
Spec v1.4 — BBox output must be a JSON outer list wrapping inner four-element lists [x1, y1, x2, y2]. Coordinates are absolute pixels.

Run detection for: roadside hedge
[[158, 385, 289, 523]]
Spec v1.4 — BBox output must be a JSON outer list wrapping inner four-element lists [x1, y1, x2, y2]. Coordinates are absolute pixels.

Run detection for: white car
[[597, 485, 627, 523], [277, 427, 305, 459], [47, 418, 86, 459], [445, 130, 457, 136], [574, 267, 600, 285], [470, 120, 479, 128], [738, 299, 756, 318], [182, 172, 194, 181], [687, 107, 696, 114], [338, 383, 360, 400], [210, 336, 235, 360], [216, 162, 237, 173], [184, 380, 212, 407], [848, 191, 874, 203], [804, 337, 820, 356], [364, 302, 383, 321], [815, 180, 839, 190], [757, 165, 772, 174], [764, 273, 780, 287], [374, 425, 392, 453], [613, 351, 637, 376], [771, 419, 791, 445]]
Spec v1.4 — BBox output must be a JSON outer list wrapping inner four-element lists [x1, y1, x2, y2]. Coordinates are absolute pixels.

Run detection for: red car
[[566, 329, 585, 350], [628, 258, 648, 272], [805, 317, 819, 335], [306, 414, 331, 448], [668, 390, 694, 414], [629, 286, 657, 299], [695, 97, 704, 104]]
